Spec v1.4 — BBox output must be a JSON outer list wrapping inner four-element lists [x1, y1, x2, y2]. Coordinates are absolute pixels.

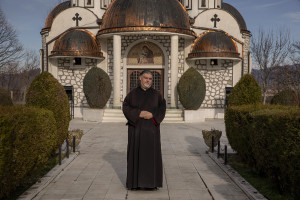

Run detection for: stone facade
[[57, 58, 97, 107], [106, 34, 185, 108], [195, 59, 233, 108]]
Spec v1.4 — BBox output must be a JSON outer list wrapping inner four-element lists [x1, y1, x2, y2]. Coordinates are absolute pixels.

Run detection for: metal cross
[[211, 14, 220, 28], [72, 13, 82, 27]]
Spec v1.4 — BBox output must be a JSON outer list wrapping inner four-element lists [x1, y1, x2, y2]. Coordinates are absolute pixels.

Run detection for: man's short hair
[[140, 70, 153, 77]]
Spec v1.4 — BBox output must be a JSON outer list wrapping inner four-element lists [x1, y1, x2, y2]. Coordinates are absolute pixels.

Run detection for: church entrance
[[127, 69, 164, 96]]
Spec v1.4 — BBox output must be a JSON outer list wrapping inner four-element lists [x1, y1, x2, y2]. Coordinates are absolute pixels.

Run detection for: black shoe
[[128, 188, 138, 190]]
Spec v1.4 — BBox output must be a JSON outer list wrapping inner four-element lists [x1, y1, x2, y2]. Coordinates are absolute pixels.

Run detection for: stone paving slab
[[19, 119, 252, 200]]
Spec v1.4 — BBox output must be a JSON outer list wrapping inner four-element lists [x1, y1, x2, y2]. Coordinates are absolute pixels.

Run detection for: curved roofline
[[194, 7, 249, 33], [44, 4, 99, 31], [51, 28, 103, 58], [44, 1, 71, 29], [189, 30, 241, 59], [97, 26, 196, 37], [191, 29, 242, 51], [99, 0, 193, 37]]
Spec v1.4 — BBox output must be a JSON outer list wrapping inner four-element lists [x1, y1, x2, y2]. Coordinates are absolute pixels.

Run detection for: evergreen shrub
[[177, 67, 206, 110], [227, 74, 261, 107], [83, 67, 112, 109], [0, 87, 13, 106], [26, 72, 70, 148], [225, 105, 300, 198], [271, 89, 297, 106], [0, 106, 56, 199]]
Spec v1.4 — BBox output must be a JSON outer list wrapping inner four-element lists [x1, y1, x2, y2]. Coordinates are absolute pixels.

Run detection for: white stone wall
[[57, 58, 97, 107], [242, 33, 251, 74], [194, 59, 233, 108], [106, 34, 185, 108]]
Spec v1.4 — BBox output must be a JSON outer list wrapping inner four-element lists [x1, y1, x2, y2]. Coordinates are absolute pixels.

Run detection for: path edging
[[207, 152, 267, 200], [17, 152, 79, 200]]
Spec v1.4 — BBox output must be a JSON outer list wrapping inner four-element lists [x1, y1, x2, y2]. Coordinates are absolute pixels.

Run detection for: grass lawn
[[227, 153, 294, 200]]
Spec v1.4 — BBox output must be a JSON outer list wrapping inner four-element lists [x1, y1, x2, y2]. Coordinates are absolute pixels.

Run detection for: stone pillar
[[113, 35, 121, 108], [170, 35, 179, 108]]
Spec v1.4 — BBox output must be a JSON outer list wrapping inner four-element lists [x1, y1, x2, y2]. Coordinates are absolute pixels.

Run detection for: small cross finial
[[211, 14, 220, 28], [72, 13, 82, 27]]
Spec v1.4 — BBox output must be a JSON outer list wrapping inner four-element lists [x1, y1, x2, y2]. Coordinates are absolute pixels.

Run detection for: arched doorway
[[125, 41, 165, 97], [127, 69, 164, 95]]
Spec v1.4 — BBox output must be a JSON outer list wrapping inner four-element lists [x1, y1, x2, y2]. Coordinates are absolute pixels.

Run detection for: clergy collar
[[138, 86, 153, 93]]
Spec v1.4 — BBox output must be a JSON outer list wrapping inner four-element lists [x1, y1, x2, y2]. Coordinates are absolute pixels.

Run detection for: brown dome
[[188, 31, 240, 59], [51, 29, 103, 58], [98, 0, 195, 36], [44, 1, 71, 31]]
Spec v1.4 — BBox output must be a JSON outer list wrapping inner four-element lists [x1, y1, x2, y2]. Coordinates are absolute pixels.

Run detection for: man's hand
[[139, 111, 153, 119]]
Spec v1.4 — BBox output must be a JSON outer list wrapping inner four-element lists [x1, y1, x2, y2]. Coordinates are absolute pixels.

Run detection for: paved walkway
[[27, 120, 249, 200]]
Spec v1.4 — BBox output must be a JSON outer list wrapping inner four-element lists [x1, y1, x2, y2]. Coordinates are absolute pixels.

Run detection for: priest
[[123, 70, 166, 190]]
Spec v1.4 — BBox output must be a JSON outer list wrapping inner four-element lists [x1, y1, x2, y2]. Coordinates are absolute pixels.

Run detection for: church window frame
[[70, 57, 85, 69], [100, 0, 112, 9], [178, 0, 192, 10], [84, 0, 94, 8], [198, 0, 208, 9]]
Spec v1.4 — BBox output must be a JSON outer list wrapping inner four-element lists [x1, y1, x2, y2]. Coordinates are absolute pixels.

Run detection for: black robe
[[123, 87, 166, 189]]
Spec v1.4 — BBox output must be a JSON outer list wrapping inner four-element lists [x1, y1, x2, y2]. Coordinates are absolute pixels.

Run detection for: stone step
[[102, 109, 184, 123]]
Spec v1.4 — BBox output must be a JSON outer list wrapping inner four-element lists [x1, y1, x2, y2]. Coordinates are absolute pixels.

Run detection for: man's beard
[[143, 83, 151, 89]]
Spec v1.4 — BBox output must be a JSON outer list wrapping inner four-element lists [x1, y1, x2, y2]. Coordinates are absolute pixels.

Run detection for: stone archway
[[125, 41, 166, 97]]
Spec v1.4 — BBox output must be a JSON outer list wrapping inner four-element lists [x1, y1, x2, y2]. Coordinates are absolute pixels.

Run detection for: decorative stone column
[[113, 35, 121, 108], [170, 35, 179, 108]]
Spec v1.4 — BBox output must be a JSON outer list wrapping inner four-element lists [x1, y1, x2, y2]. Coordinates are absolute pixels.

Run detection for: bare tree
[[20, 50, 40, 92], [0, 8, 23, 70], [0, 62, 20, 91], [251, 28, 291, 104]]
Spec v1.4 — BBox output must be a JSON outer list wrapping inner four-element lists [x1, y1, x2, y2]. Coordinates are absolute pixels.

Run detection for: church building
[[40, 0, 251, 122]]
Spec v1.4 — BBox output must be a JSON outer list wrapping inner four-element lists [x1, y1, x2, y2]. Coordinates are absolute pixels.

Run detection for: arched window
[[85, 0, 94, 7]]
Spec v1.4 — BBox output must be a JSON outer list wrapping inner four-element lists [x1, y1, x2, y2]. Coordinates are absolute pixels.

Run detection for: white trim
[[123, 39, 169, 101], [98, 32, 195, 39]]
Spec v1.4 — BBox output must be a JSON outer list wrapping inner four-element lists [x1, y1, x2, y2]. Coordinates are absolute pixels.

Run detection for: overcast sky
[[0, 0, 299, 53]]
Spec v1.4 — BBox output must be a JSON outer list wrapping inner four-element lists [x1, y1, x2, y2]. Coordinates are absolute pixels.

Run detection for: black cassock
[[122, 86, 166, 189]]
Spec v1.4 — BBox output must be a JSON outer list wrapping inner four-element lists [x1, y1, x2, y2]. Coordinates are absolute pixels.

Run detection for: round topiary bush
[[0, 87, 13, 106], [271, 89, 297, 106], [227, 74, 261, 107], [83, 67, 112, 108], [177, 67, 206, 110], [26, 72, 70, 148]]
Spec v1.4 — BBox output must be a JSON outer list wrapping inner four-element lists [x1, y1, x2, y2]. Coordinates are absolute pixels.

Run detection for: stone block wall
[[57, 58, 97, 107], [106, 34, 185, 108], [195, 59, 233, 108]]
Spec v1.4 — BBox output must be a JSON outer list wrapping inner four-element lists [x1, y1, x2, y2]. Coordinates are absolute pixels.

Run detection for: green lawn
[[227, 153, 294, 200]]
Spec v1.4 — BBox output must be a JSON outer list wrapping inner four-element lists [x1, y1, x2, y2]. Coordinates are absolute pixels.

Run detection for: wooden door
[[127, 69, 164, 96]]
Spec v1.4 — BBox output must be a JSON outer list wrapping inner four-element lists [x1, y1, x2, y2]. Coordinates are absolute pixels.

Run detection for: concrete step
[[102, 109, 184, 123]]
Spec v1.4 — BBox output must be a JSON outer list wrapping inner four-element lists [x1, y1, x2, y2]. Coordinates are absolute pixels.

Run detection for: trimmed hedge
[[225, 105, 300, 198], [26, 72, 70, 148], [228, 74, 261, 107], [0, 106, 56, 199], [83, 67, 112, 109], [271, 89, 297, 106], [177, 67, 206, 110], [0, 87, 13, 106]]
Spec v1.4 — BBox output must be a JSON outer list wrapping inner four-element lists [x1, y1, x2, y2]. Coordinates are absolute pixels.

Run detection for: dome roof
[[51, 29, 103, 59], [98, 0, 195, 36], [222, 3, 248, 32], [44, 1, 71, 31], [188, 31, 240, 59]]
